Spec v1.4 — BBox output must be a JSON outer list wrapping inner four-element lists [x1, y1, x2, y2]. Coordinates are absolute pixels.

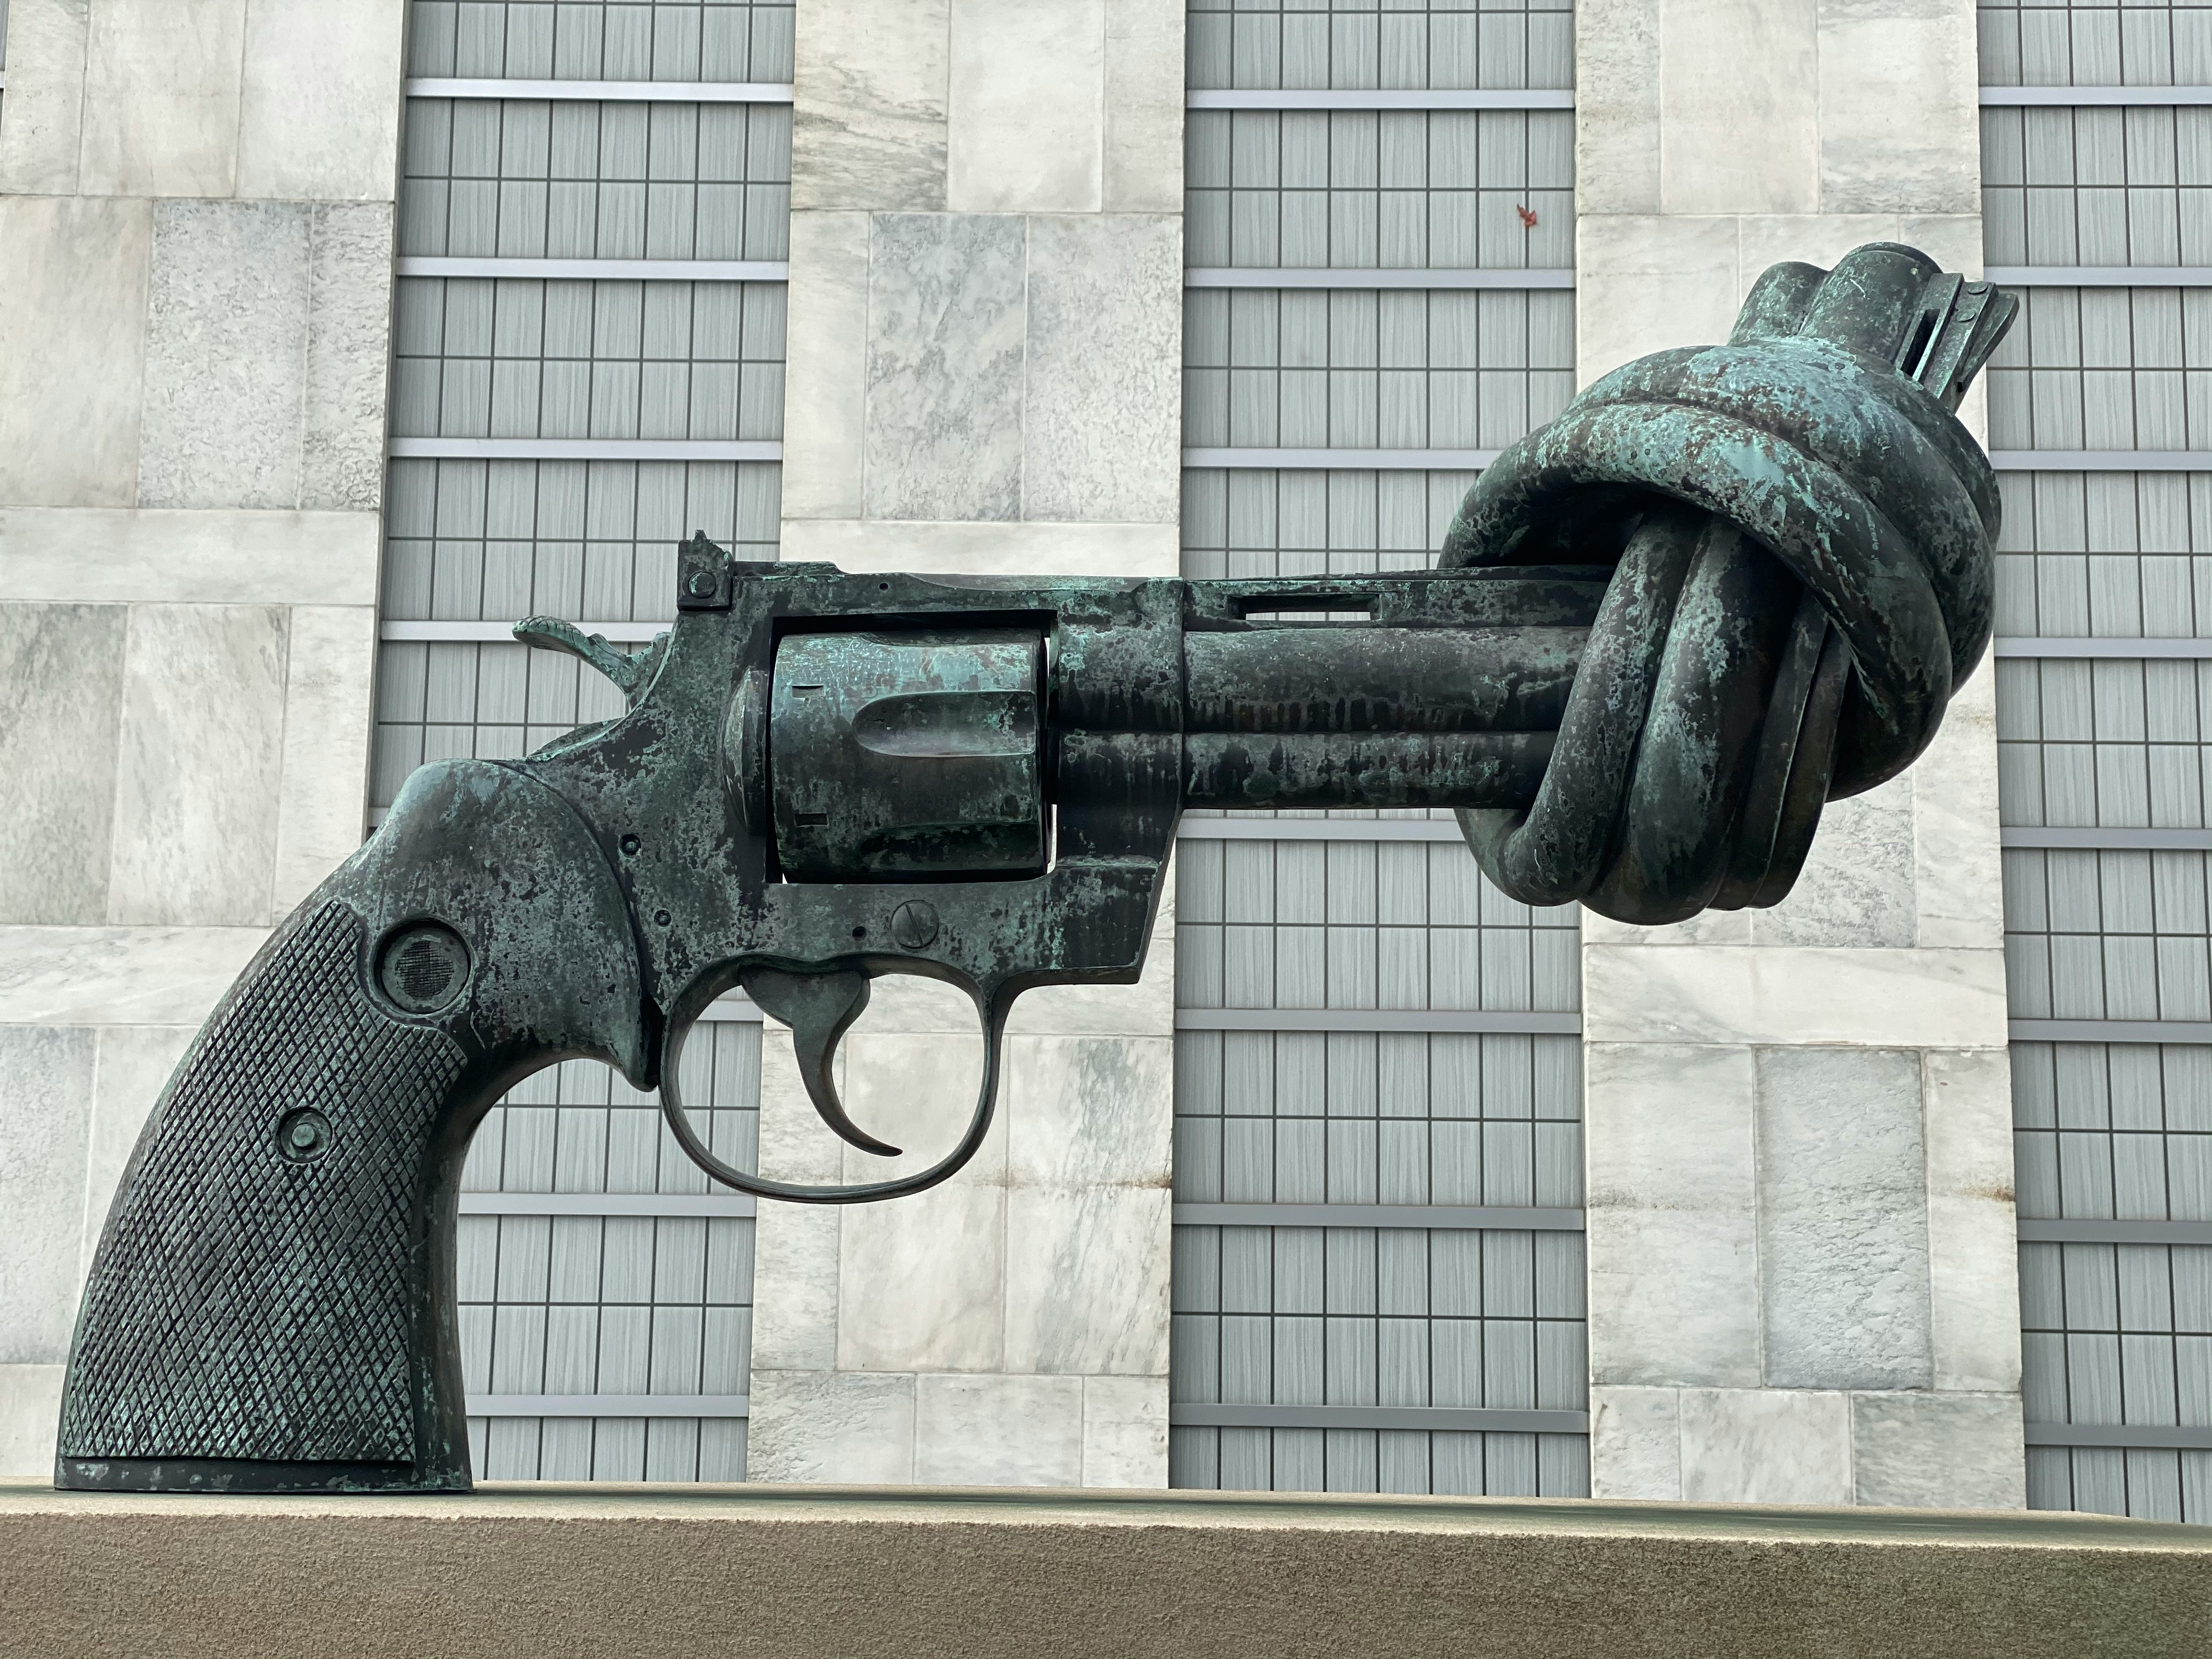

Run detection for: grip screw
[[276, 1109, 332, 1164], [890, 901, 939, 950], [620, 833, 641, 856]]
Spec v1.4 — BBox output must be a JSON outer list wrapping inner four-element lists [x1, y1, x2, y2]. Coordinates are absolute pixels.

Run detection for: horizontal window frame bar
[[1186, 88, 1574, 112], [2001, 827, 2212, 850], [1988, 267, 2212, 287], [1980, 86, 2212, 106], [380, 619, 670, 642], [1994, 637, 2212, 659], [1169, 1403, 1588, 1434], [1183, 447, 1497, 471], [2011, 1019, 2212, 1043], [469, 1394, 752, 1418], [1989, 452, 2212, 472], [2022, 1422, 2212, 1450], [388, 438, 781, 461], [2017, 1218, 2212, 1245], [1178, 817, 1465, 843], [458, 1192, 758, 1218], [1184, 267, 1572, 291], [405, 78, 793, 103], [1176, 1008, 1581, 1036], [397, 257, 789, 283], [1173, 1203, 1583, 1231]]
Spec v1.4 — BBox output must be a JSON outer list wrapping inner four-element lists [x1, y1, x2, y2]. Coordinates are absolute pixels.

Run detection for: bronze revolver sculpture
[[56, 244, 2013, 1493]]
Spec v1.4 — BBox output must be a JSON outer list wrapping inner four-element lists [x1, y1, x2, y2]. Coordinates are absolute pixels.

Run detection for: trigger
[[737, 966, 901, 1157]]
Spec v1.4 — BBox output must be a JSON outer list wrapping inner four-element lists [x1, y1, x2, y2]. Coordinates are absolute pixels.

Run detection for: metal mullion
[[407, 78, 795, 103]]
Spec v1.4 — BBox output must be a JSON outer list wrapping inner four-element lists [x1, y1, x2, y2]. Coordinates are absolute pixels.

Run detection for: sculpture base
[[53, 1456, 461, 1495], [1, 1480, 2204, 1658]]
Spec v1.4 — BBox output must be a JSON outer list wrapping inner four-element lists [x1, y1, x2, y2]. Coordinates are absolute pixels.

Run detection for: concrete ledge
[[1, 1481, 2206, 1658]]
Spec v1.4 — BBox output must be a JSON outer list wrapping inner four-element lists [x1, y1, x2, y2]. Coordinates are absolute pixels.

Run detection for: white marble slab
[[1022, 214, 1182, 524], [0, 509, 382, 605], [1815, 0, 1979, 217], [271, 605, 375, 917], [236, 0, 404, 202], [1104, 0, 1182, 214], [1656, 0, 1817, 216], [1584, 1043, 1761, 1387], [778, 518, 1179, 578], [1677, 1386, 1853, 1505], [792, 0, 949, 213], [0, 196, 153, 509], [0, 1026, 95, 1361], [1005, 1036, 1172, 1192], [1589, 1385, 1683, 1500], [1912, 659, 2006, 951], [746, 1369, 916, 1484], [947, 0, 1103, 214], [1756, 1046, 1933, 1391], [303, 205, 400, 513], [0, 0, 90, 194], [79, 0, 246, 198], [77, 1024, 194, 1283], [1080, 1372, 1167, 1487], [779, 211, 872, 521], [0, 926, 269, 1027], [863, 213, 1026, 521], [1572, 0, 1660, 216], [751, 1203, 842, 1373], [1573, 215, 1741, 387], [1004, 1183, 1171, 1376], [0, 603, 126, 925], [106, 603, 289, 927], [138, 202, 312, 512], [0, 1366, 65, 1480], [1851, 1390, 2025, 1510], [1750, 778, 1915, 949], [1923, 1047, 2024, 1394], [915, 1372, 1084, 1486], [1582, 945, 2008, 1048]]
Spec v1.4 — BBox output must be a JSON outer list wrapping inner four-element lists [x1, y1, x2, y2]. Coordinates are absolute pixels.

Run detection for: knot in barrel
[[1440, 243, 2016, 925]]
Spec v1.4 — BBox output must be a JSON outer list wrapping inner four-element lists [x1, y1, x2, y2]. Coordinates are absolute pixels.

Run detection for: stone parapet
[[0, 1482, 2204, 1658]]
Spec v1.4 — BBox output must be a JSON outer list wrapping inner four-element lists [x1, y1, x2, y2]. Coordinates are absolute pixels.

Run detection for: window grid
[[1997, 661, 2212, 826], [408, 0, 797, 83], [1983, 106, 2212, 267], [1995, 469, 2212, 636], [1979, 1, 2212, 91], [1185, 109, 1573, 269], [2004, 848, 2212, 1018], [1988, 286, 2212, 451], [459, 1023, 761, 1480], [1187, 0, 1574, 94], [400, 97, 792, 261]]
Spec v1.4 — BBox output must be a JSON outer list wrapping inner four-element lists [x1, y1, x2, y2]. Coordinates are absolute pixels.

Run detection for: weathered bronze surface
[[55, 244, 2013, 1493]]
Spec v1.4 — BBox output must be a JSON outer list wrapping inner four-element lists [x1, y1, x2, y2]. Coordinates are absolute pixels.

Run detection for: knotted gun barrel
[[55, 243, 2011, 1494]]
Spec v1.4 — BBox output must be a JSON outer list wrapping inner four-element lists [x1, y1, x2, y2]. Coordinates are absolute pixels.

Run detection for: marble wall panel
[[78, 0, 246, 198], [303, 205, 399, 513], [1750, 780, 1915, 949], [914, 1372, 1084, 1486], [1815, 0, 1979, 217], [947, 0, 1104, 215], [1005, 1035, 1173, 1192], [0, 195, 152, 508], [863, 213, 1026, 521], [793, 0, 949, 212], [0, 1365, 66, 1477], [746, 1369, 916, 1483], [1584, 1043, 1760, 1387], [1677, 1386, 1854, 1505], [0, 509, 381, 607], [750, 1030, 845, 1371], [1912, 663, 2005, 951], [1922, 1047, 2023, 1394], [1573, 215, 1740, 387], [0, 926, 268, 1028], [1852, 1391, 2025, 1510], [1080, 1373, 1166, 1487], [1022, 215, 1181, 524], [0, 0, 91, 193], [105, 604, 289, 927], [1005, 1184, 1171, 1378], [1104, 0, 1182, 214], [1583, 946, 2008, 1049], [1756, 1047, 1933, 1391], [0, 1026, 96, 1363], [235, 0, 405, 202], [77, 1024, 195, 1280], [1655, 0, 1817, 216], [0, 604, 127, 926], [271, 606, 375, 916], [780, 212, 871, 521], [1573, 0, 1660, 217], [1589, 1385, 1683, 1500], [138, 202, 312, 512]]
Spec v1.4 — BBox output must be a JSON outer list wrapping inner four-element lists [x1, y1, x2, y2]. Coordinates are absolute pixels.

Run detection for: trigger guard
[[656, 981, 1012, 1205]]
